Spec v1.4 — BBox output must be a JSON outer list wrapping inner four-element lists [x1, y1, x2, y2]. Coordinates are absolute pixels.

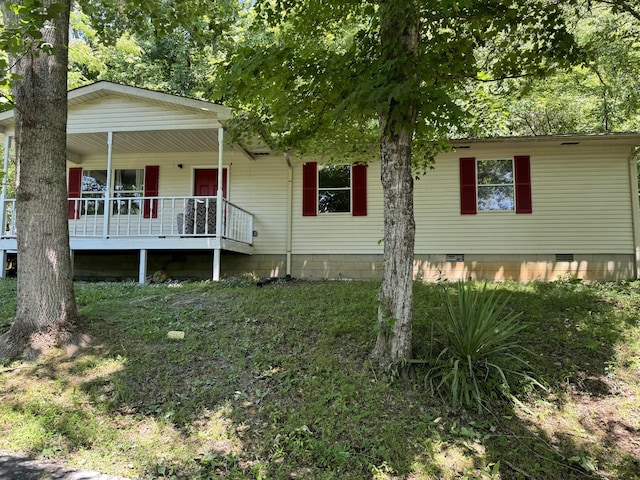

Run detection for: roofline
[[451, 132, 640, 145], [0, 109, 13, 127], [68, 81, 232, 119], [0, 81, 233, 128]]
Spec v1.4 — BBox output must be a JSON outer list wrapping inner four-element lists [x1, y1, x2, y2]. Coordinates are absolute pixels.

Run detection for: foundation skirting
[[70, 251, 636, 283]]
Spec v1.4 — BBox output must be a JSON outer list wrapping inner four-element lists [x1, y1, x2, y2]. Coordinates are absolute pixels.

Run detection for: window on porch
[[81, 169, 144, 215]]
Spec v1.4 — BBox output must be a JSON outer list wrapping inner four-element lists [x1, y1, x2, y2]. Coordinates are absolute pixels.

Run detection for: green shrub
[[426, 281, 538, 412]]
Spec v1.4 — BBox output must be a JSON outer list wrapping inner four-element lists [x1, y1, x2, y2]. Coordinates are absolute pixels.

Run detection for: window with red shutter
[[303, 162, 367, 216], [460, 156, 532, 215], [143, 165, 160, 219], [460, 157, 477, 215], [302, 162, 318, 216], [352, 164, 367, 216], [514, 155, 532, 214], [67, 167, 82, 219]]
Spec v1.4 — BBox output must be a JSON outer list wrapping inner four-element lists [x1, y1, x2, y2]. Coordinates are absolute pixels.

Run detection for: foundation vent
[[446, 254, 465, 262], [555, 253, 574, 262]]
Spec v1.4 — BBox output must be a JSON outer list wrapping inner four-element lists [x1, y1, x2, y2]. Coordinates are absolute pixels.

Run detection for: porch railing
[[2, 196, 254, 245]]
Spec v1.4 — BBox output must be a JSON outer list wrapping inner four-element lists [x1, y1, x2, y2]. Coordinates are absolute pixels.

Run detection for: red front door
[[194, 169, 228, 198]]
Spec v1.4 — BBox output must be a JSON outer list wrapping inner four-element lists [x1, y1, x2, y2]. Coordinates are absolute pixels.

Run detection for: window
[[81, 170, 107, 215], [302, 162, 367, 216], [79, 169, 144, 215], [476, 159, 514, 211], [460, 156, 532, 215], [318, 165, 351, 213], [113, 169, 144, 214]]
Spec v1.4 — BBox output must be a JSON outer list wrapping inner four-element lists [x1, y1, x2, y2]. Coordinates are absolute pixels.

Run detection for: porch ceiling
[[67, 129, 219, 157]]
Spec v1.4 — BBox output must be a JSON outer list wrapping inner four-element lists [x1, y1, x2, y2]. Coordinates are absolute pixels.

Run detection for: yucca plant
[[426, 281, 538, 412]]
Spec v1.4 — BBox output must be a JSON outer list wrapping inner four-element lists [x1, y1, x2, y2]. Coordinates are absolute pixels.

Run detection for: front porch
[[0, 195, 255, 282]]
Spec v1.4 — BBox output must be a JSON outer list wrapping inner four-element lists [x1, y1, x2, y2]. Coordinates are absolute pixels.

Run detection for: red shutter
[[460, 157, 477, 215], [302, 162, 317, 216], [143, 165, 160, 219], [352, 164, 367, 216], [514, 155, 532, 214], [67, 167, 82, 219]]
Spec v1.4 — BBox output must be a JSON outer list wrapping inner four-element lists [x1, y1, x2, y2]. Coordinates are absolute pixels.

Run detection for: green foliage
[[459, 3, 640, 136], [68, 2, 239, 97], [425, 281, 536, 412], [219, 0, 579, 168], [79, 0, 238, 46], [0, 279, 16, 330], [0, 0, 69, 103], [1, 279, 640, 478]]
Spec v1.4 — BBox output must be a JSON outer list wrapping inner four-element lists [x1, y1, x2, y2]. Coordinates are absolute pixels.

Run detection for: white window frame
[[112, 169, 144, 215], [81, 168, 145, 215], [476, 158, 515, 212], [318, 164, 352, 214]]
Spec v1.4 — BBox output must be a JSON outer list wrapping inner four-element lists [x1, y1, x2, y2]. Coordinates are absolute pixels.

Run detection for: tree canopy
[[460, 2, 640, 136], [219, 1, 581, 165], [213, 0, 583, 366]]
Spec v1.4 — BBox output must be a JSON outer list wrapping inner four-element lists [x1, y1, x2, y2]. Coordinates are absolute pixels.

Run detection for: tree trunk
[[371, 0, 419, 370], [0, 0, 79, 359], [372, 127, 416, 368]]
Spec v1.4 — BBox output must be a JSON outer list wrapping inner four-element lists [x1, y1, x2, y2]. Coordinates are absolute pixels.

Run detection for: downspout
[[103, 132, 114, 239], [286, 153, 293, 277], [628, 146, 640, 279]]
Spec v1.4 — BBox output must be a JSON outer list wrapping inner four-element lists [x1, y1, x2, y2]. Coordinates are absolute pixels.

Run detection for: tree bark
[[372, 126, 416, 368], [0, 0, 79, 359], [371, 0, 419, 370]]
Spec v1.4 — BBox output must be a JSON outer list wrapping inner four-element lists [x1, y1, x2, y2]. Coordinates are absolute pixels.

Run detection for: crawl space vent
[[446, 254, 465, 262], [555, 253, 574, 262]]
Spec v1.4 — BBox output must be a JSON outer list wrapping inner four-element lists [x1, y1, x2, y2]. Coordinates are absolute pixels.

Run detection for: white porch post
[[0, 250, 6, 279], [1, 136, 10, 232], [212, 127, 224, 281], [1, 135, 9, 199], [1, 135, 11, 279], [285, 153, 293, 277], [213, 249, 221, 281], [139, 249, 147, 284], [103, 132, 114, 239]]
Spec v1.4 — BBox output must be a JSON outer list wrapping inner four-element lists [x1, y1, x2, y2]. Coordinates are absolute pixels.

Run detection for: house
[[0, 81, 639, 283]]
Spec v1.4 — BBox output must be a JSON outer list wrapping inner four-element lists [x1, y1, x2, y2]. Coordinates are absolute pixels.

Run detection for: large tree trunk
[[0, 0, 79, 359], [371, 0, 419, 369], [372, 128, 416, 368]]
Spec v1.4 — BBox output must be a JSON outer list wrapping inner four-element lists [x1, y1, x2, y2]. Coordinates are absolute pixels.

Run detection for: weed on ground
[[0, 278, 639, 479]]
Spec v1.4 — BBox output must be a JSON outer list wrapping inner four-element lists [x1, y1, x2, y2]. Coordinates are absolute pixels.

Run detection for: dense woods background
[[66, 2, 640, 137]]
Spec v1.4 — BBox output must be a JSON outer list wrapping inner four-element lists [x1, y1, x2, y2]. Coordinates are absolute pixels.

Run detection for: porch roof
[[0, 81, 232, 128], [0, 81, 238, 159]]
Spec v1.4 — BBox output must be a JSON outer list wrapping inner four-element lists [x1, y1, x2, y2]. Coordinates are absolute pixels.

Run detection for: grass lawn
[[0, 278, 639, 479]]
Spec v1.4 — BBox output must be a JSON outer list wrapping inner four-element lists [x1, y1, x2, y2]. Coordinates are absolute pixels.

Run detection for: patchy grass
[[0, 278, 639, 479]]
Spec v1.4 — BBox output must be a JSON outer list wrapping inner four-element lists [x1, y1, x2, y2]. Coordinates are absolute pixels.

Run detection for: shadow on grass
[[1, 279, 638, 479], [412, 280, 640, 479], [71, 281, 449, 479]]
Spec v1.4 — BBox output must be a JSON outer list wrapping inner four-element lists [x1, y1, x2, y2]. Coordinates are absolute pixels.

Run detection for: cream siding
[[414, 145, 634, 254], [286, 142, 635, 256], [67, 96, 220, 134], [291, 162, 385, 254], [221, 155, 289, 254]]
